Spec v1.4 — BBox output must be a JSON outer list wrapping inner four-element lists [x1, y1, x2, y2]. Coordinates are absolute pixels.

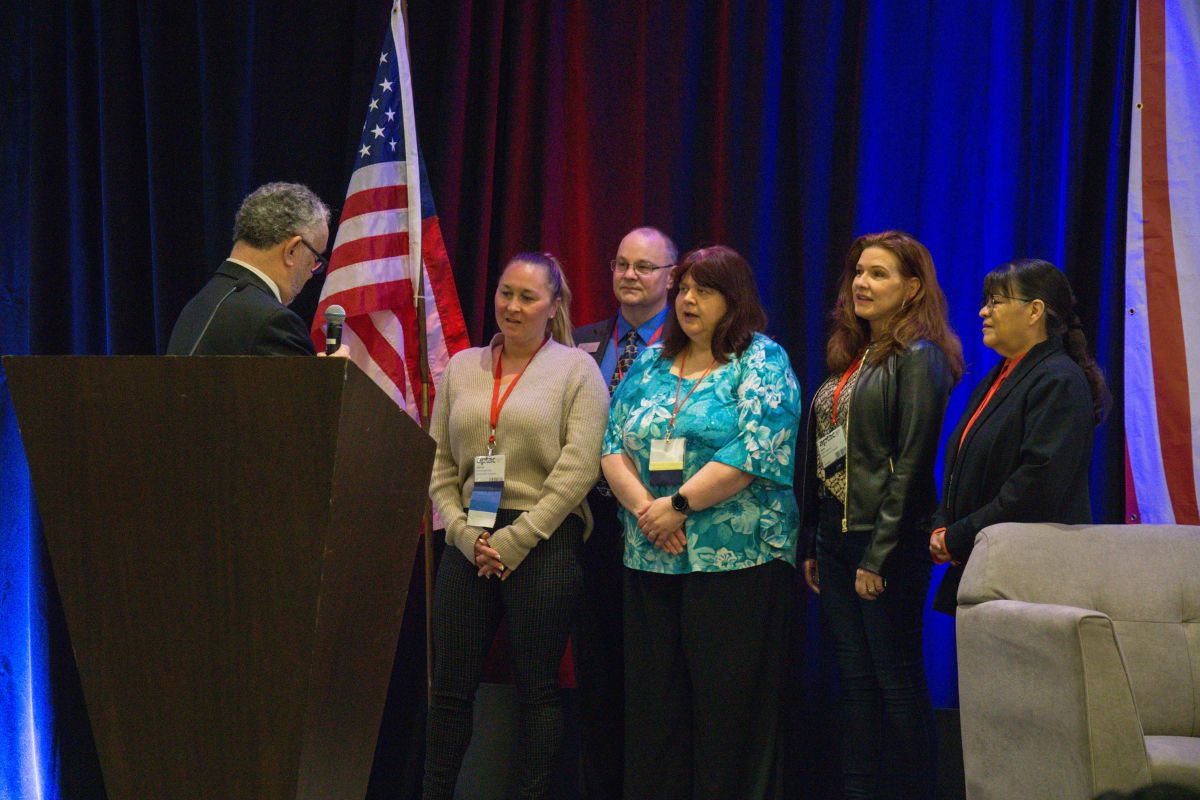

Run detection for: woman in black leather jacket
[[800, 231, 962, 800]]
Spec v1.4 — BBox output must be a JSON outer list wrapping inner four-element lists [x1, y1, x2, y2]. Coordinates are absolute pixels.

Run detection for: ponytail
[[1061, 311, 1112, 424], [984, 258, 1111, 424], [506, 251, 575, 346]]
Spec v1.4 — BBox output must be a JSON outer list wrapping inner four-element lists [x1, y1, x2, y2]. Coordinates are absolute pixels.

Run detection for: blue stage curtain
[[1, 1, 1134, 797]]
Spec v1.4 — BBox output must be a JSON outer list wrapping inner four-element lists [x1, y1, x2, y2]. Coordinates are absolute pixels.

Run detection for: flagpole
[[397, 0, 436, 708]]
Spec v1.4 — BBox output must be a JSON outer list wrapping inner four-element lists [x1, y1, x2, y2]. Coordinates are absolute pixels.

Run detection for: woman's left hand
[[637, 496, 687, 545], [855, 568, 885, 600], [929, 529, 953, 565], [475, 533, 508, 579]]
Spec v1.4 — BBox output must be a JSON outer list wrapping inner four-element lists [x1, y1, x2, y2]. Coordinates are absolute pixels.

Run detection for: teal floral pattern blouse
[[603, 333, 803, 574]]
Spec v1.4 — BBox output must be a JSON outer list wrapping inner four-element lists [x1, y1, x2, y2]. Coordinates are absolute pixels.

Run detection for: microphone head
[[324, 304, 347, 325]]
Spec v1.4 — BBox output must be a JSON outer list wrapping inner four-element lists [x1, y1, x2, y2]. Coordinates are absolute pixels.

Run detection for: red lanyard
[[958, 353, 1025, 449], [489, 336, 549, 452], [611, 320, 664, 383], [832, 348, 868, 425], [668, 350, 717, 437]]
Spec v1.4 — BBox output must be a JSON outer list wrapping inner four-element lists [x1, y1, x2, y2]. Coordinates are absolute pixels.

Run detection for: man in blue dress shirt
[[571, 226, 676, 799]]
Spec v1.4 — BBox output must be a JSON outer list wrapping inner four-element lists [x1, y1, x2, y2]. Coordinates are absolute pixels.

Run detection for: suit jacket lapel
[[588, 316, 617, 366], [955, 337, 1063, 460]]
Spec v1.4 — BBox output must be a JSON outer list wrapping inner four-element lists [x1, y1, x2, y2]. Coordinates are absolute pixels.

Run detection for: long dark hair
[[983, 258, 1112, 423], [827, 231, 964, 382], [661, 245, 766, 363]]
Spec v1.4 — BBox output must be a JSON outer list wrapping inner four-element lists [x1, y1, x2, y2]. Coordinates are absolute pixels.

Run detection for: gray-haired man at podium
[[167, 182, 334, 356]]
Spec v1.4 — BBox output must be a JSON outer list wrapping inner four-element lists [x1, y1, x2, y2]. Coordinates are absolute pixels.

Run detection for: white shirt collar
[[226, 258, 282, 303]]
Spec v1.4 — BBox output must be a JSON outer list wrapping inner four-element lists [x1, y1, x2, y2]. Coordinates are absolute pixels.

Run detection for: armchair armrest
[[956, 600, 1151, 800]]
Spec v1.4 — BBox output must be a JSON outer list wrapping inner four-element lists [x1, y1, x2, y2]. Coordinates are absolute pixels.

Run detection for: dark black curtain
[[2, 2, 1133, 798]]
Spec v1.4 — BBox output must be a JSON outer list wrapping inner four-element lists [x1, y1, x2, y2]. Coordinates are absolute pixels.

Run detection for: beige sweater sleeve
[[487, 355, 609, 572], [428, 354, 486, 560]]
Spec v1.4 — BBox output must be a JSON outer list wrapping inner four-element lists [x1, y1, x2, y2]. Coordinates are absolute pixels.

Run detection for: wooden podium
[[3, 356, 433, 800]]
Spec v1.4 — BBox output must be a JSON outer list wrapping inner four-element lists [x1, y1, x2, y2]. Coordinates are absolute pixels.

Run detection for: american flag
[[313, 1, 468, 420], [1124, 0, 1200, 525]]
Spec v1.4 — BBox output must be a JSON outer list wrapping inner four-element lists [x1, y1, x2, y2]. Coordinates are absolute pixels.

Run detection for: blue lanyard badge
[[467, 454, 506, 528]]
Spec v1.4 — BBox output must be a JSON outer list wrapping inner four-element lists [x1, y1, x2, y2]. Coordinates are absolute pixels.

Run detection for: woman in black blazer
[[929, 258, 1111, 614]]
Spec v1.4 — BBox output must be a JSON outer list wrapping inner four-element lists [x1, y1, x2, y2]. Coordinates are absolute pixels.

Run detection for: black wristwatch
[[671, 491, 691, 515]]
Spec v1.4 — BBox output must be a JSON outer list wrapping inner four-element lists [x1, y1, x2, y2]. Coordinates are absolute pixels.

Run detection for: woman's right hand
[[635, 499, 687, 555], [802, 558, 820, 594], [655, 527, 687, 555], [474, 532, 507, 578]]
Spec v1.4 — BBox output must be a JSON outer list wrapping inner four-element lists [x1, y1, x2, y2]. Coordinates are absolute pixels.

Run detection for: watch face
[[672, 493, 688, 512]]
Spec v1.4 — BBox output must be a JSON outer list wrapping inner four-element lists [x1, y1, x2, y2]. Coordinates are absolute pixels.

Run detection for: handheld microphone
[[187, 279, 251, 355], [323, 304, 347, 355]]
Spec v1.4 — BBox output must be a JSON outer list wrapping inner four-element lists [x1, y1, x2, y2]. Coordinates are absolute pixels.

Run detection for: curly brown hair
[[826, 231, 963, 381]]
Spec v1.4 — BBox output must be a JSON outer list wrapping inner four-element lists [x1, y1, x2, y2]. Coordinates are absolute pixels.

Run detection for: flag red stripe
[[330, 232, 411, 270], [422, 216, 471, 352], [395, 297, 425, 410], [1139, 0, 1199, 522], [341, 185, 409, 223], [319, 279, 414, 319], [347, 314, 410, 401]]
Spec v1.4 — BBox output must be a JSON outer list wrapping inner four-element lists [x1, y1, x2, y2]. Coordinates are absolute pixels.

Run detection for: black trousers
[[815, 496, 936, 800], [623, 559, 793, 800], [423, 510, 583, 800], [572, 487, 625, 799]]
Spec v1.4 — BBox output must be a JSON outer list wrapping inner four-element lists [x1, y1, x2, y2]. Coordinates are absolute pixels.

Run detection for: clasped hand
[[928, 529, 952, 565], [636, 496, 687, 555], [474, 532, 508, 579]]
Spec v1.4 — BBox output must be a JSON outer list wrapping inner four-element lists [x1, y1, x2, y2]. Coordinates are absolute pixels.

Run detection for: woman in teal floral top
[[601, 245, 801, 800]]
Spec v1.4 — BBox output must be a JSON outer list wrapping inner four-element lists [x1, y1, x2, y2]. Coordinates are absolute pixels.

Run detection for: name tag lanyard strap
[[666, 350, 717, 442], [831, 348, 868, 427], [489, 335, 549, 455]]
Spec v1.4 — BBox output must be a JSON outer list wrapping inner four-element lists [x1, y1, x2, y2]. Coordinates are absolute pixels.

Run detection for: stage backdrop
[[1, 1, 1134, 798]]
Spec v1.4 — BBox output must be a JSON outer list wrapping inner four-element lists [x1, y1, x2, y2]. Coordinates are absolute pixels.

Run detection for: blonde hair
[[506, 251, 575, 346]]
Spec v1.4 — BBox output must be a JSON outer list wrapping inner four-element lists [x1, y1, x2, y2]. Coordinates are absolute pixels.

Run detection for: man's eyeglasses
[[298, 238, 329, 276], [982, 293, 1033, 310], [610, 258, 675, 277]]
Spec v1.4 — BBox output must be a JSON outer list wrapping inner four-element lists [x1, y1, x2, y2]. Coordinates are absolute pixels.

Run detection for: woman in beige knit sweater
[[422, 252, 609, 799]]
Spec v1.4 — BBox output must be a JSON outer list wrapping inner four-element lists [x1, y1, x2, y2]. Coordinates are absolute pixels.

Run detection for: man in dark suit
[[167, 182, 332, 356], [572, 226, 677, 799]]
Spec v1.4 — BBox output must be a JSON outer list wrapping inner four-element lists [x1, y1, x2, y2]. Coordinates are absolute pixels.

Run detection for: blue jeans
[[816, 497, 936, 800]]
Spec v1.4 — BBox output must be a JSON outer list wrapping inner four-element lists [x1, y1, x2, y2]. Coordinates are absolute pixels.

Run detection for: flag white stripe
[[392, 5, 423, 289], [367, 309, 419, 418], [342, 324, 407, 410], [332, 209, 412, 249], [346, 160, 407, 197], [1125, 7, 1176, 523], [323, 256, 413, 298]]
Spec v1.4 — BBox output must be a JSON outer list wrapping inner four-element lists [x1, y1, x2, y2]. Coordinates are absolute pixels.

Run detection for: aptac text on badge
[[467, 454, 506, 528], [816, 426, 847, 477]]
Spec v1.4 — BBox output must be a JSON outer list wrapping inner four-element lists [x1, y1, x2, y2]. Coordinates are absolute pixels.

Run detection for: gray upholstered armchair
[[955, 523, 1200, 800]]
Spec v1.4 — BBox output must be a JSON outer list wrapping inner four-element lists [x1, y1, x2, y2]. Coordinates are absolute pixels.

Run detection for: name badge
[[467, 454, 506, 528], [816, 427, 847, 477], [648, 437, 685, 486]]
